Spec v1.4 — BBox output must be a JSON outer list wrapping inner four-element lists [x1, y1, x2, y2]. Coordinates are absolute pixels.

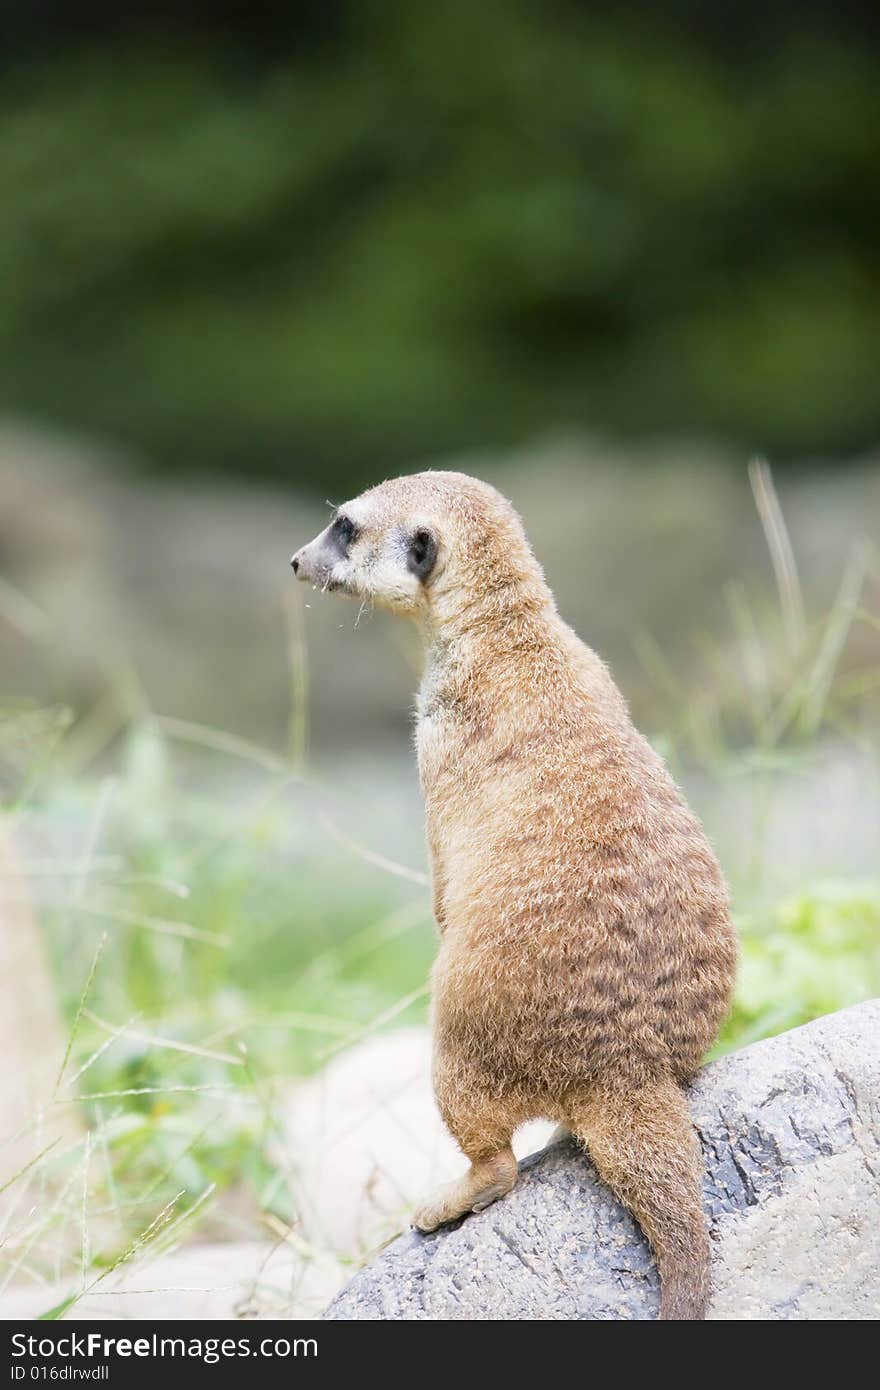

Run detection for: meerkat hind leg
[[412, 1144, 517, 1232]]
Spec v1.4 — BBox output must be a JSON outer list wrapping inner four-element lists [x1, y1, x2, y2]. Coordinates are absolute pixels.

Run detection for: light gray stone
[[325, 1000, 880, 1320]]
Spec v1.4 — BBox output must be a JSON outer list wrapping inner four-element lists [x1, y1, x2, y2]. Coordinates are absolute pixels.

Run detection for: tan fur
[[292, 471, 738, 1320]]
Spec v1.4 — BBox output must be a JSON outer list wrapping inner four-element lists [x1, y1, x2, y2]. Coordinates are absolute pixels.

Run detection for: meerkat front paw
[[412, 1178, 474, 1232], [412, 1159, 516, 1232]]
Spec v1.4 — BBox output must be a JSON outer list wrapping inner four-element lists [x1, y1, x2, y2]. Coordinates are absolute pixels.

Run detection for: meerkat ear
[[406, 527, 438, 581]]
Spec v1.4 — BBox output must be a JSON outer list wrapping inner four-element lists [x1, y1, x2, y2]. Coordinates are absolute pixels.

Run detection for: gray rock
[[325, 1000, 880, 1320]]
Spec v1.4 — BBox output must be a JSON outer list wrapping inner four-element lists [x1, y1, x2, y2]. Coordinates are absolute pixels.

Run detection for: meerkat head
[[291, 471, 550, 628]]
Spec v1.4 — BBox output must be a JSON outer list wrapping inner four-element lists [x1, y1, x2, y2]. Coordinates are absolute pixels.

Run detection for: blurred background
[[0, 0, 878, 1317], [2, 0, 880, 475]]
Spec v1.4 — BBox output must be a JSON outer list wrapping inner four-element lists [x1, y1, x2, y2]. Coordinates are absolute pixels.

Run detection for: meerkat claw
[[413, 1159, 516, 1231], [412, 1189, 468, 1232]]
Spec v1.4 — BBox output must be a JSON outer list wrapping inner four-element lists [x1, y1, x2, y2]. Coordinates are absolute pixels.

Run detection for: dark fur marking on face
[[328, 513, 359, 557], [407, 527, 438, 581]]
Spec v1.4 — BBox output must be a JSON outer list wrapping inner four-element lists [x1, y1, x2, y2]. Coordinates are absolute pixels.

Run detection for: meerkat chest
[[414, 693, 455, 790], [415, 647, 472, 791]]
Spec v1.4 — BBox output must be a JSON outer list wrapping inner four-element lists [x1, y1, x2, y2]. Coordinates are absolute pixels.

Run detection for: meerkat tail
[[569, 1078, 711, 1321]]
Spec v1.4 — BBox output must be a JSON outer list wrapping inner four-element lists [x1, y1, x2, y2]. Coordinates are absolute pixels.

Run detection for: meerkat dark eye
[[407, 527, 438, 581], [331, 514, 358, 549]]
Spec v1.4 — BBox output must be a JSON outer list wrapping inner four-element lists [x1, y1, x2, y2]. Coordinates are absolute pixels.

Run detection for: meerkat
[[291, 471, 737, 1320]]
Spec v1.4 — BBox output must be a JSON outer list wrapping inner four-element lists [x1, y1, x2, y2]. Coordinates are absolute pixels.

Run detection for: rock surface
[[325, 1001, 880, 1320]]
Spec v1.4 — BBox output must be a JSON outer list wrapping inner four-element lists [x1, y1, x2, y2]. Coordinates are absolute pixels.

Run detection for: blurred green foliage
[[1, 2, 879, 488], [716, 881, 880, 1054]]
